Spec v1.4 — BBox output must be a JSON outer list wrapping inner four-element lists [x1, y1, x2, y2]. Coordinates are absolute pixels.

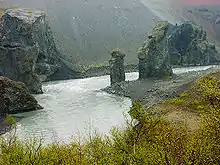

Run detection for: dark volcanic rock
[[169, 22, 219, 66], [109, 49, 126, 85], [0, 76, 42, 114], [138, 21, 173, 79], [0, 8, 78, 93], [183, 5, 220, 48], [138, 21, 219, 79]]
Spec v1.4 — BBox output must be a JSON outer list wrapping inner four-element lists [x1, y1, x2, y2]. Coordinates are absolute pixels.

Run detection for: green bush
[[0, 74, 219, 164]]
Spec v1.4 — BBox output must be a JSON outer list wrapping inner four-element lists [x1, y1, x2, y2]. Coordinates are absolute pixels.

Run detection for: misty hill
[[1, 0, 220, 67], [1, 0, 160, 66]]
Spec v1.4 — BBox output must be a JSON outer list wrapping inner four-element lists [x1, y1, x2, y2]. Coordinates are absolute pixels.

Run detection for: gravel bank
[[103, 66, 220, 108]]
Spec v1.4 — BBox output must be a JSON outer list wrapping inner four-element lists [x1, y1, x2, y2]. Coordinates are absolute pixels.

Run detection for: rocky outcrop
[[0, 76, 42, 114], [138, 21, 219, 79], [138, 21, 173, 79], [169, 22, 219, 66], [103, 66, 220, 109], [183, 6, 220, 48], [0, 8, 78, 93], [109, 49, 126, 85]]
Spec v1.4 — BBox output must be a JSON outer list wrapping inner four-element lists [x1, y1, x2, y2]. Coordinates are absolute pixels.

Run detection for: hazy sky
[[183, 0, 220, 5]]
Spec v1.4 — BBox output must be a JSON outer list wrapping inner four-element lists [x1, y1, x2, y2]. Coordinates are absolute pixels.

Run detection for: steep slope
[[49, 0, 161, 65], [0, 0, 161, 65], [182, 5, 220, 48], [140, 0, 220, 48], [1, 0, 219, 67], [139, 0, 185, 24], [0, 8, 78, 93]]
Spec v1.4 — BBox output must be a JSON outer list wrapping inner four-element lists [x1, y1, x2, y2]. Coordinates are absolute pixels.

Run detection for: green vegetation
[[111, 48, 126, 58], [87, 63, 108, 70], [164, 71, 220, 113], [0, 71, 220, 164], [0, 8, 5, 17], [28, 10, 33, 14], [0, 7, 24, 17], [164, 98, 184, 105], [0, 7, 34, 17], [152, 21, 169, 42], [74, 62, 109, 73]]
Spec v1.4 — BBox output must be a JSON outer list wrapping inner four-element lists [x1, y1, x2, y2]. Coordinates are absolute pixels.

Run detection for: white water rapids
[[13, 66, 215, 143]]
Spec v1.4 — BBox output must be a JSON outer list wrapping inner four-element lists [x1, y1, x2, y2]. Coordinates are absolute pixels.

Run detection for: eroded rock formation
[[138, 21, 219, 79], [109, 49, 126, 85], [0, 8, 77, 93], [169, 22, 219, 66], [183, 6, 220, 48], [0, 76, 42, 114], [138, 21, 173, 79]]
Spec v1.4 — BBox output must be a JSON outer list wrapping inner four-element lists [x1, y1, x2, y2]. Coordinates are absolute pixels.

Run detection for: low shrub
[[0, 72, 219, 164]]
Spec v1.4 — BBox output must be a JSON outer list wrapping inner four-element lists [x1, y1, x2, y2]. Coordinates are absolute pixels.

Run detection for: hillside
[[160, 70, 220, 130], [1, 0, 220, 67], [0, 0, 160, 66], [182, 5, 220, 49]]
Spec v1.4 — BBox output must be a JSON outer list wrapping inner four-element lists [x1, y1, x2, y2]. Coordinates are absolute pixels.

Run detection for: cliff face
[[169, 22, 219, 66], [0, 8, 77, 93], [140, 1, 220, 49], [138, 21, 173, 79], [182, 5, 220, 48], [0, 0, 161, 65], [138, 21, 219, 78]]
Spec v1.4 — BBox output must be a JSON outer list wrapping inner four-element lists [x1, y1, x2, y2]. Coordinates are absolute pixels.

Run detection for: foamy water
[[13, 65, 216, 143]]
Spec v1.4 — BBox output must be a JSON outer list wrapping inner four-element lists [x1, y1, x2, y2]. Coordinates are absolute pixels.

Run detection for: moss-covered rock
[[138, 21, 173, 79], [0, 76, 42, 114]]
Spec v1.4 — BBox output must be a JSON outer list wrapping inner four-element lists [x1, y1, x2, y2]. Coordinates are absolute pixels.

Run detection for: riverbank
[[75, 63, 220, 79], [0, 64, 137, 137], [0, 115, 9, 135], [103, 66, 220, 109], [0, 70, 219, 164], [75, 64, 138, 79], [1, 66, 217, 137]]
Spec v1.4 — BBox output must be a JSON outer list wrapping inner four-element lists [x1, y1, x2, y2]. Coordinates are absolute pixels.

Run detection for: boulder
[[138, 21, 173, 79], [0, 8, 78, 93], [0, 76, 42, 114], [109, 49, 126, 85], [0, 44, 42, 93]]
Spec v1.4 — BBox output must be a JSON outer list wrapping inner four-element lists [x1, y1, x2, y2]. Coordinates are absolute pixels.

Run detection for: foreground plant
[[0, 72, 219, 164]]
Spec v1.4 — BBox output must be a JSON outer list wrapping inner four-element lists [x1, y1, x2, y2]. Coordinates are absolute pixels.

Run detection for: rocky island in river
[[104, 20, 220, 109], [0, 1, 219, 163]]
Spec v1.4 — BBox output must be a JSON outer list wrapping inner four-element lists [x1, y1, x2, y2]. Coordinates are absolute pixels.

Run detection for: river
[[13, 66, 215, 143]]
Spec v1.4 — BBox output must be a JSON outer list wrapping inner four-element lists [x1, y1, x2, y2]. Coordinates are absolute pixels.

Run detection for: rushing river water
[[13, 66, 216, 143]]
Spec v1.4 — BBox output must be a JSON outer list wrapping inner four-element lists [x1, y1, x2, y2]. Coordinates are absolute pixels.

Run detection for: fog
[[1, 0, 161, 65], [1, 0, 219, 66]]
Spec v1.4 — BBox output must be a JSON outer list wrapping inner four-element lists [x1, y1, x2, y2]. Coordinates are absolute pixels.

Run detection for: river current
[[13, 66, 215, 143]]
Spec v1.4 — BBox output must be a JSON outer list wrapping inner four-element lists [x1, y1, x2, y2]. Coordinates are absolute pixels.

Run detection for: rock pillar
[[109, 49, 125, 85]]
